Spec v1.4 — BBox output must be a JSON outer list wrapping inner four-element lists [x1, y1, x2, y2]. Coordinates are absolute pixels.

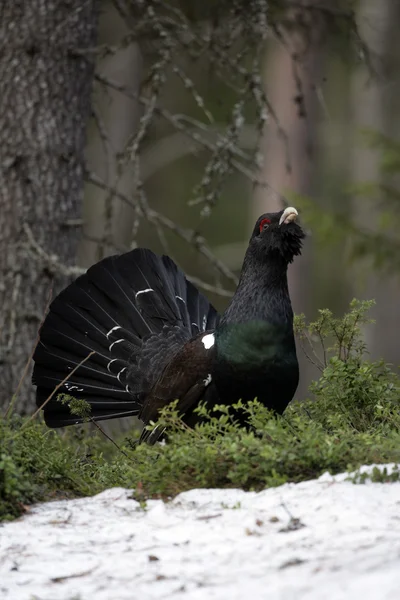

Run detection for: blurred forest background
[[1, 0, 400, 414]]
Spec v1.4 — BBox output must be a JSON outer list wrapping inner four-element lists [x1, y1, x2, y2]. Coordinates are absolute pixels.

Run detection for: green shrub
[[294, 299, 400, 433], [130, 397, 400, 497], [1, 299, 399, 521], [0, 415, 119, 521]]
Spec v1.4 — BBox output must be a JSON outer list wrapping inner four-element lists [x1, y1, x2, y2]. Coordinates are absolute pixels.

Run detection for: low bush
[[1, 300, 399, 521]]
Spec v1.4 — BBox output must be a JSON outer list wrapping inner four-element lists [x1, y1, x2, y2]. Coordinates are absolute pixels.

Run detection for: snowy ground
[[1, 466, 400, 600]]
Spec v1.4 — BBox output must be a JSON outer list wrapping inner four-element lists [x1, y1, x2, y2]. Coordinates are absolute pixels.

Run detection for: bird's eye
[[259, 218, 271, 233]]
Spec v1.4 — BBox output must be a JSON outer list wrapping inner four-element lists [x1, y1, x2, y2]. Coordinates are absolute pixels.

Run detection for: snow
[[1, 465, 400, 600]]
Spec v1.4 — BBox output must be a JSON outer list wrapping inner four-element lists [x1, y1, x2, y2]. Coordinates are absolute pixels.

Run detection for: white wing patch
[[201, 333, 215, 350]]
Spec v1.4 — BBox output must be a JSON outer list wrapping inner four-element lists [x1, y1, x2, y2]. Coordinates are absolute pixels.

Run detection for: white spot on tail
[[203, 373, 212, 386], [201, 333, 215, 350], [202, 315, 207, 331], [117, 367, 127, 383], [109, 339, 124, 352], [135, 288, 154, 297], [176, 295, 185, 303], [106, 325, 121, 339], [107, 358, 118, 372]]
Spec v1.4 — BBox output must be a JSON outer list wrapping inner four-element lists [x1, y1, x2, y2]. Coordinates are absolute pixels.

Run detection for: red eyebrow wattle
[[259, 218, 271, 232]]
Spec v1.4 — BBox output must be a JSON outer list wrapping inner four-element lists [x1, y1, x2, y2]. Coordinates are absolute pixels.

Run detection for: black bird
[[32, 207, 305, 442]]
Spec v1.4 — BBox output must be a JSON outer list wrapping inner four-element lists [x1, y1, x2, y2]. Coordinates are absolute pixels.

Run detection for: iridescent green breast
[[215, 320, 295, 368], [213, 320, 299, 413]]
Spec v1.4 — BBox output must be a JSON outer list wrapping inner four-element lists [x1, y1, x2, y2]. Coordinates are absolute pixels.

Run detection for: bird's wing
[[139, 331, 216, 426]]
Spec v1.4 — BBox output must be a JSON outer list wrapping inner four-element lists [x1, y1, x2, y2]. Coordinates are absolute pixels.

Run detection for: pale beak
[[279, 206, 298, 226]]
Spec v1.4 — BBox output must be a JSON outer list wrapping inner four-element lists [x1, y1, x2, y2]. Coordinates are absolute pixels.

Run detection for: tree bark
[[0, 1, 97, 413]]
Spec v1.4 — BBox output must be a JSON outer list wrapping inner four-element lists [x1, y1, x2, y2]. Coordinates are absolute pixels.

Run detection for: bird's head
[[249, 207, 305, 264]]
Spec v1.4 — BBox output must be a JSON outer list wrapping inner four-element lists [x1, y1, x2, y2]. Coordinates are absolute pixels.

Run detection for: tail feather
[[33, 343, 111, 383], [161, 256, 219, 334], [34, 367, 130, 398], [185, 279, 217, 335], [94, 251, 181, 328], [33, 248, 219, 427], [43, 407, 141, 428], [55, 265, 151, 339], [161, 256, 192, 329]]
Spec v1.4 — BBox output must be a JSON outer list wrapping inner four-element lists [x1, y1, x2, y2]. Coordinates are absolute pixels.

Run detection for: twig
[[93, 73, 273, 190], [149, 210, 239, 285], [61, 218, 85, 228], [90, 419, 131, 458], [25, 351, 96, 426], [23, 223, 85, 277], [302, 328, 324, 369], [172, 64, 214, 124], [296, 336, 323, 371], [95, 71, 293, 210], [186, 275, 233, 298], [4, 285, 53, 418], [86, 171, 239, 286], [92, 102, 112, 186]]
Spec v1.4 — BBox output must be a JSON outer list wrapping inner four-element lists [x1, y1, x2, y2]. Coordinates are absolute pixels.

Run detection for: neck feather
[[220, 250, 293, 327]]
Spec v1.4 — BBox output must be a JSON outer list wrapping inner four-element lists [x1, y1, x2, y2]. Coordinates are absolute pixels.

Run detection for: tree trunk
[[0, 1, 97, 413]]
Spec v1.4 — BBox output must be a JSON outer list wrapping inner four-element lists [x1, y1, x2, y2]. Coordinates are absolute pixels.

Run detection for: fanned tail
[[32, 248, 218, 427]]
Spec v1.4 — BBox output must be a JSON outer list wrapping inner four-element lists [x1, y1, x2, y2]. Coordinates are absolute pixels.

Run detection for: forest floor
[[1, 465, 399, 600]]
